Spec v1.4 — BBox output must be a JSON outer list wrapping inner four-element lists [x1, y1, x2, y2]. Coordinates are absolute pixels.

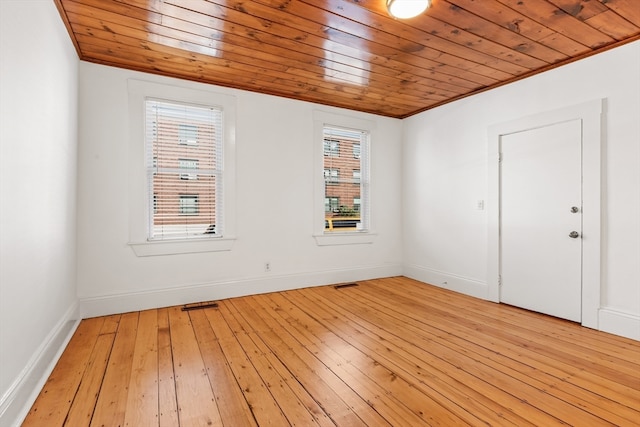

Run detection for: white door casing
[[488, 99, 603, 329], [500, 120, 582, 322]]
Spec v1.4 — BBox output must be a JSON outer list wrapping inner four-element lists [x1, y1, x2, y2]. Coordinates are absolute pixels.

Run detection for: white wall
[[0, 1, 79, 425], [77, 63, 404, 316], [403, 41, 640, 339]]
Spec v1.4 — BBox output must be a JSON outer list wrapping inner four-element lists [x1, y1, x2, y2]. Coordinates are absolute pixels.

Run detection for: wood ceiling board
[[55, 0, 640, 118]]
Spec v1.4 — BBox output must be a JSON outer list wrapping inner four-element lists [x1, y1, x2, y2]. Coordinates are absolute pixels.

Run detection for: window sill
[[314, 232, 377, 246], [129, 237, 236, 257]]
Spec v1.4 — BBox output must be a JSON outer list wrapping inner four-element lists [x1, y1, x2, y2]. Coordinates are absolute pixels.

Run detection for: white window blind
[[323, 126, 369, 232], [145, 99, 223, 240]]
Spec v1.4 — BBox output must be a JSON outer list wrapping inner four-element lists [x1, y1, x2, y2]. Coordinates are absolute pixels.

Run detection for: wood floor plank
[[201, 304, 290, 426], [354, 279, 640, 424], [232, 296, 392, 427], [375, 278, 640, 380], [298, 286, 551, 426], [64, 332, 115, 427], [157, 308, 179, 427], [188, 309, 258, 427], [167, 306, 223, 427], [224, 298, 344, 427], [315, 284, 627, 426], [344, 279, 640, 424], [217, 301, 326, 426], [98, 314, 121, 335], [381, 277, 639, 361], [220, 299, 337, 427], [259, 292, 451, 426], [22, 317, 104, 427], [25, 277, 640, 427], [123, 309, 159, 427], [229, 296, 372, 426], [90, 312, 139, 427], [362, 278, 640, 409]]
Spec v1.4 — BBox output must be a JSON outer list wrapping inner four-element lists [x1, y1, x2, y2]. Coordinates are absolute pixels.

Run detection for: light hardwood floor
[[23, 277, 640, 426]]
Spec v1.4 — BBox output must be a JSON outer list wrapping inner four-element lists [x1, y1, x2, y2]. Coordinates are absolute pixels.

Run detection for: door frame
[[487, 100, 603, 329]]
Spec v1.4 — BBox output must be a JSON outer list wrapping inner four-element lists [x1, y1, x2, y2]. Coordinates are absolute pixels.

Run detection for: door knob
[[569, 231, 580, 238], [570, 206, 579, 213]]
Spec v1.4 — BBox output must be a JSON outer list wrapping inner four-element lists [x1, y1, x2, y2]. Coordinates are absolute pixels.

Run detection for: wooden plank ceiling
[[55, 0, 640, 118]]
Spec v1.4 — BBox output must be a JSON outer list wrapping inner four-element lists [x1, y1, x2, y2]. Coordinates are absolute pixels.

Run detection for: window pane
[[178, 124, 198, 145], [146, 99, 222, 240], [323, 139, 340, 157], [324, 168, 339, 184], [325, 196, 339, 212], [178, 158, 198, 180], [323, 126, 368, 233], [179, 194, 199, 215], [178, 158, 198, 169]]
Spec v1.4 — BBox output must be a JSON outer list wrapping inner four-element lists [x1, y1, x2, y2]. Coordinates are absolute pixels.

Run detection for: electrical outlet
[[265, 262, 271, 272]]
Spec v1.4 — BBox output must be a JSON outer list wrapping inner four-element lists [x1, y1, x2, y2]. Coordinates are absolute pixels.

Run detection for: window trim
[[127, 79, 237, 256], [312, 110, 376, 246]]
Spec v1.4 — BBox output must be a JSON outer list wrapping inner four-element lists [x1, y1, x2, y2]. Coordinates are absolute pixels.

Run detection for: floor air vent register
[[334, 282, 359, 289]]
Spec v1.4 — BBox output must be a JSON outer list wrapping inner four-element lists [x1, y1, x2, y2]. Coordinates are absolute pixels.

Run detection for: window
[[179, 158, 198, 169], [145, 99, 222, 241], [353, 197, 361, 212], [324, 139, 340, 157], [313, 111, 374, 245], [324, 168, 340, 184], [128, 80, 237, 256], [179, 158, 198, 180], [322, 125, 369, 233], [325, 197, 339, 212], [178, 123, 198, 145], [179, 194, 199, 215]]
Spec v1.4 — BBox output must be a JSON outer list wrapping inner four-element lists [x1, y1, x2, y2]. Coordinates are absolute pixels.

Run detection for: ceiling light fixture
[[386, 0, 431, 19]]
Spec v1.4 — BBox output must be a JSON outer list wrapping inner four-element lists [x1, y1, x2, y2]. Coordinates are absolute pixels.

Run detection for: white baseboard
[[403, 264, 489, 300], [80, 263, 403, 318], [598, 308, 640, 341], [0, 302, 80, 427]]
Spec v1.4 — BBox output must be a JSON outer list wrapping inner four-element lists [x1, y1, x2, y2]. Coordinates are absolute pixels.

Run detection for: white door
[[500, 119, 582, 322]]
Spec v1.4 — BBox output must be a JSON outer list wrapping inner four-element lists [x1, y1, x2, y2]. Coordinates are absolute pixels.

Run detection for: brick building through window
[[146, 99, 221, 240], [323, 127, 367, 230]]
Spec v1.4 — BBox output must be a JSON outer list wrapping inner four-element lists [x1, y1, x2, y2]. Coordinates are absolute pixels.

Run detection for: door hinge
[[498, 153, 503, 163], [498, 275, 502, 287]]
